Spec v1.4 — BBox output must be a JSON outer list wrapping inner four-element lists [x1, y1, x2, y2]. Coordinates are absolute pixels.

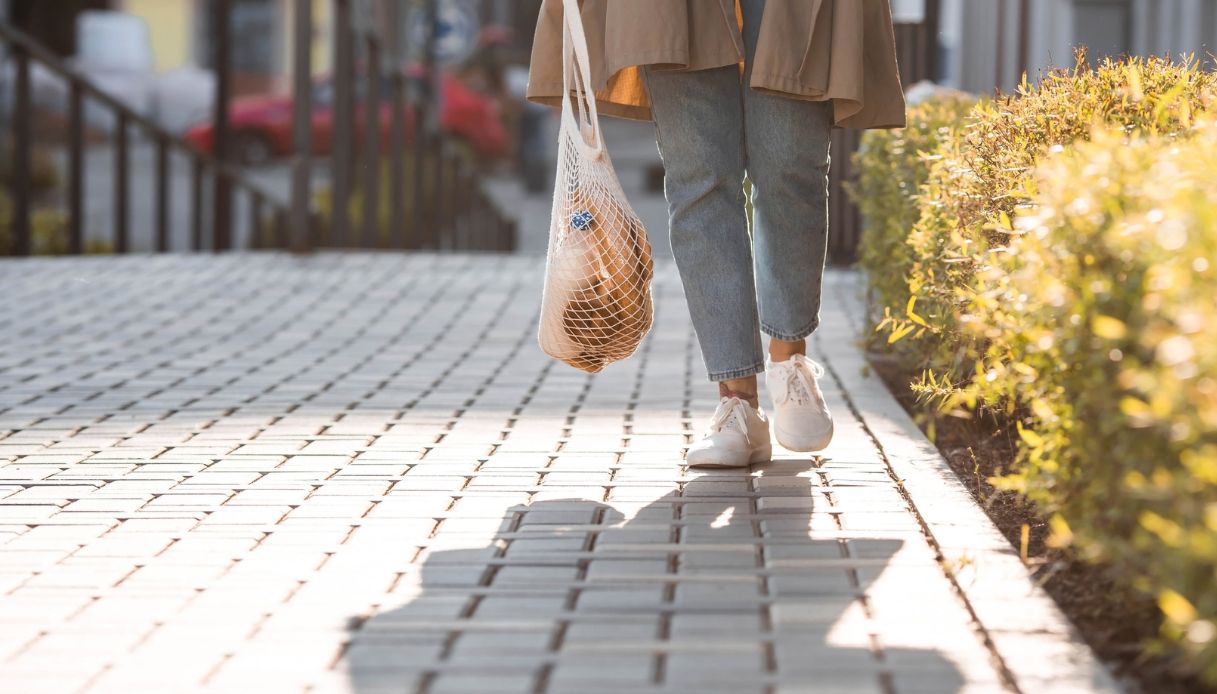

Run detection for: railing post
[[290, 0, 314, 253], [275, 209, 288, 248], [432, 136, 445, 248], [497, 206, 508, 252], [413, 0, 439, 249], [362, 33, 382, 248], [155, 136, 170, 252], [453, 153, 464, 248], [387, 0, 407, 249], [484, 195, 495, 250], [68, 79, 84, 255], [448, 153, 461, 248], [411, 125, 427, 250], [250, 191, 263, 248], [331, 0, 355, 247], [10, 44, 31, 256], [213, 0, 234, 251], [115, 112, 129, 254], [191, 157, 205, 251]]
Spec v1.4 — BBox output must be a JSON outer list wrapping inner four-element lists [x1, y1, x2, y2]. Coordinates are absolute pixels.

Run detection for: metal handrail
[[3, 1, 517, 257], [0, 20, 288, 255]]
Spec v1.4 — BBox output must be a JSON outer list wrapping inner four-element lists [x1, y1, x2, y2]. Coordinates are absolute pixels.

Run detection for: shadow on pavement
[[343, 461, 964, 693]]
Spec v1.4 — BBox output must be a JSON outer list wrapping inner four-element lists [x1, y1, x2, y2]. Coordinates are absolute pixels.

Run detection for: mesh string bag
[[537, 0, 655, 373]]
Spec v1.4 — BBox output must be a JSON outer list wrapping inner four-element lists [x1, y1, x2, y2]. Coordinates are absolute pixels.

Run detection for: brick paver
[[0, 254, 1111, 693]]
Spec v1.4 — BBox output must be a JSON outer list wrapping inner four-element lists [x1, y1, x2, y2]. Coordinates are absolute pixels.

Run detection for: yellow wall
[[312, 0, 332, 74], [120, 0, 195, 72]]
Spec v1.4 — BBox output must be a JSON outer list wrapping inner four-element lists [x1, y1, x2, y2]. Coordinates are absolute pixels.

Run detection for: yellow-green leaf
[[1030, 398, 1056, 422], [1159, 589, 1197, 625], [999, 210, 1013, 230], [1092, 315, 1127, 340], [906, 296, 928, 327], [1140, 511, 1184, 547], [1047, 515, 1074, 549], [1017, 423, 1044, 448], [887, 323, 915, 344], [1119, 397, 1153, 419]]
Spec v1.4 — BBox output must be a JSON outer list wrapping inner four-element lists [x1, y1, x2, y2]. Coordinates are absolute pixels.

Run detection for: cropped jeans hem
[[760, 318, 820, 343], [707, 360, 767, 383]]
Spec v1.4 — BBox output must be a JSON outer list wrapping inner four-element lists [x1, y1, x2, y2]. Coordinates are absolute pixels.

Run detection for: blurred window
[[200, 0, 277, 74]]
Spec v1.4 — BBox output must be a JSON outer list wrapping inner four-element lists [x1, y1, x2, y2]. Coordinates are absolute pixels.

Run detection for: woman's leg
[[738, 0, 834, 354], [641, 64, 763, 402]]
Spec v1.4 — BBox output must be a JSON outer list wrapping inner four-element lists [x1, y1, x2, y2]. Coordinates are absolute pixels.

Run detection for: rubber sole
[[686, 444, 773, 469], [774, 423, 834, 453]]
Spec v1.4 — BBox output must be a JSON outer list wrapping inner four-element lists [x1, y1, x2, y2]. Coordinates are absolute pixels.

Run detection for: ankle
[[718, 384, 759, 408], [768, 341, 806, 363]]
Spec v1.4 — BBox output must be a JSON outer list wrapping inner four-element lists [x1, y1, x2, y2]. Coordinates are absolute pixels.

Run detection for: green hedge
[[964, 121, 1217, 680], [860, 53, 1217, 389], [849, 93, 976, 330], [852, 54, 1217, 682]]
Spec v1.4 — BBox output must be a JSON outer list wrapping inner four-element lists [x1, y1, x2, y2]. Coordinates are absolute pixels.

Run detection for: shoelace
[[775, 356, 826, 407], [707, 396, 752, 443]]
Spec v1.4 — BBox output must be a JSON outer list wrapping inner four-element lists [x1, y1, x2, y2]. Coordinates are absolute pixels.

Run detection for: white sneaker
[[685, 396, 773, 468], [764, 354, 834, 452]]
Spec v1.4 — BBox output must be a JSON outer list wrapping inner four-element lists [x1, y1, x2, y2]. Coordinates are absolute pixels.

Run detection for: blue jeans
[[642, 0, 833, 382]]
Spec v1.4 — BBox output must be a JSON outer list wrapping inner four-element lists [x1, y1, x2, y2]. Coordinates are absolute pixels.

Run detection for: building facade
[[112, 0, 514, 95], [113, 0, 333, 95], [936, 0, 1217, 94]]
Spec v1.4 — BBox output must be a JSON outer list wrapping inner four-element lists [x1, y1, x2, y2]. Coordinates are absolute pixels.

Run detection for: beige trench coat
[[527, 0, 908, 129]]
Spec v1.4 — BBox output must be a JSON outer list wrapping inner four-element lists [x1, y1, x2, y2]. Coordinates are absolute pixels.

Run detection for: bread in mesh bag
[[540, 190, 654, 373]]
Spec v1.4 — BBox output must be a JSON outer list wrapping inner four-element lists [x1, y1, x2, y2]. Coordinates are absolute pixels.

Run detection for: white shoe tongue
[[788, 371, 813, 405], [711, 398, 748, 433], [773, 361, 811, 406]]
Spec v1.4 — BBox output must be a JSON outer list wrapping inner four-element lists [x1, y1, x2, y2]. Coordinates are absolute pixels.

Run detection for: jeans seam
[[760, 318, 820, 342], [708, 360, 767, 382], [738, 56, 749, 192]]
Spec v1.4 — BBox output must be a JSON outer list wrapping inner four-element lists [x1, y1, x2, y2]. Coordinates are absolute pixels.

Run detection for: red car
[[185, 69, 508, 165]]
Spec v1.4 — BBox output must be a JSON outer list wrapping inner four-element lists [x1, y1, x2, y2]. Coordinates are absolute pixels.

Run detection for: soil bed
[[866, 350, 1212, 694]]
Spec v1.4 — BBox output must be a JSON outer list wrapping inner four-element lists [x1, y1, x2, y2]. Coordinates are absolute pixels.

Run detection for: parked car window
[[199, 0, 276, 73]]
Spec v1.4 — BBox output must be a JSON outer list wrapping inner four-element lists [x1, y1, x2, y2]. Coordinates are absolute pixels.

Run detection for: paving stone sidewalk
[[0, 253, 1116, 694]]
